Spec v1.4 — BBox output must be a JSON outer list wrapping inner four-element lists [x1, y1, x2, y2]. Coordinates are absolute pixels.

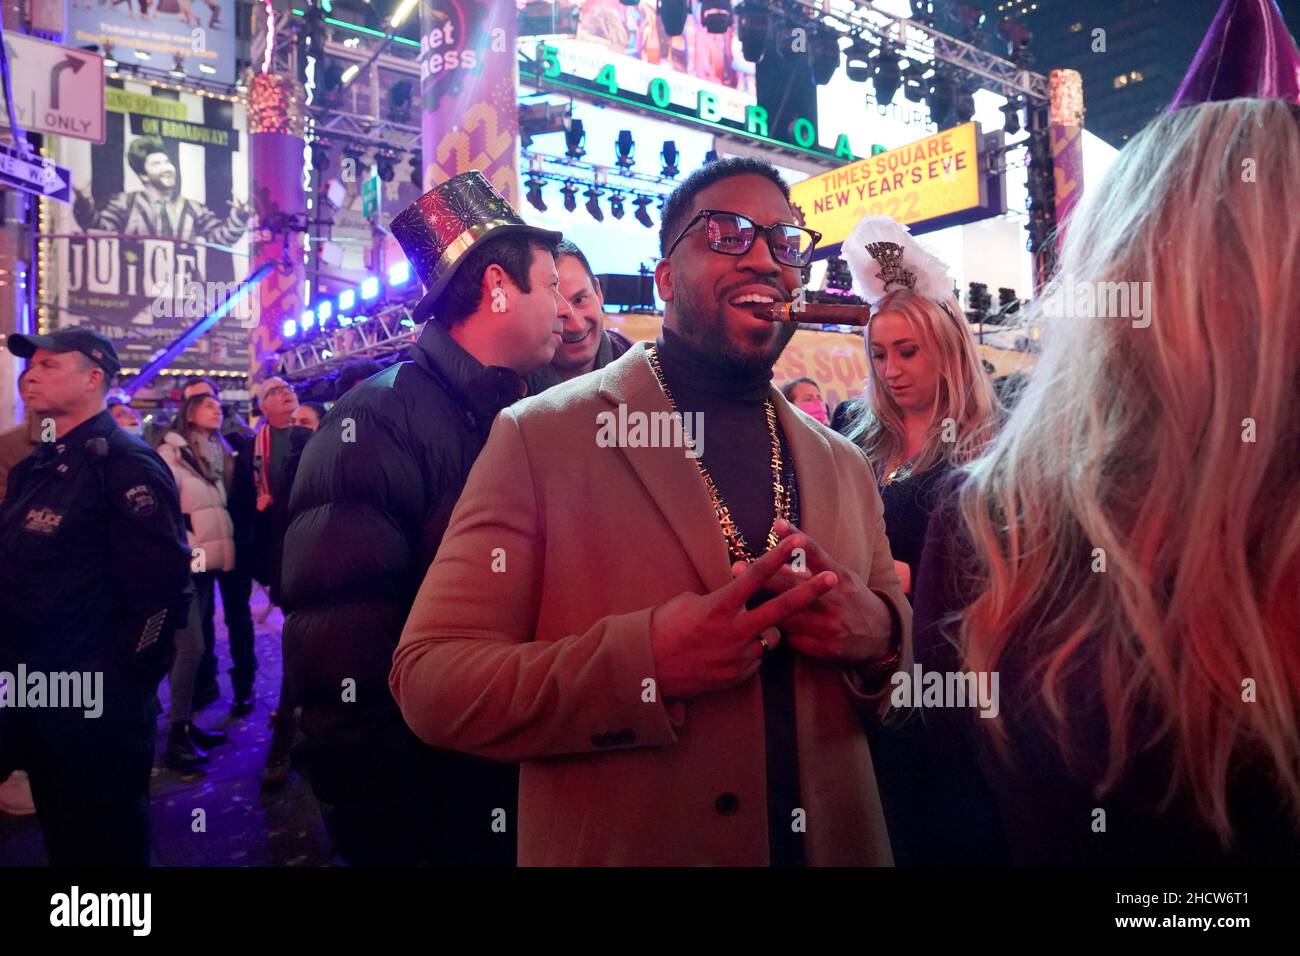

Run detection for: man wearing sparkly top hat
[[279, 171, 567, 866]]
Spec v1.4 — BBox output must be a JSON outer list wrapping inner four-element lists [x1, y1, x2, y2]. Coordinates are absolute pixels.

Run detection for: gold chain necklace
[[646, 345, 792, 563]]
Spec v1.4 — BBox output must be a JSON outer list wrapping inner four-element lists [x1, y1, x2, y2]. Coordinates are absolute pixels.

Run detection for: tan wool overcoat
[[391, 342, 911, 866]]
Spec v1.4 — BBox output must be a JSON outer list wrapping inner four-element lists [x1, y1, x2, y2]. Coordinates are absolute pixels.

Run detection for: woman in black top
[[836, 218, 999, 864], [840, 218, 998, 598]]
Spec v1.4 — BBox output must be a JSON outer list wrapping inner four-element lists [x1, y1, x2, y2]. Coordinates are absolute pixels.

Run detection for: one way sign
[[0, 141, 72, 203]]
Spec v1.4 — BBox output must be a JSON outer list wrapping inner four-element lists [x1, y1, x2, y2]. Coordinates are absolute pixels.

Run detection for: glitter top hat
[[390, 170, 562, 323]]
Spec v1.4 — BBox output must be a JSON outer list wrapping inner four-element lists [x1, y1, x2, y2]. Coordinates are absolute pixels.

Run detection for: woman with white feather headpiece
[[840, 216, 999, 597]]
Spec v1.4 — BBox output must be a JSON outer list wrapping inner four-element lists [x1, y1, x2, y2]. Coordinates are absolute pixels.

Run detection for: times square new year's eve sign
[[790, 122, 994, 246]]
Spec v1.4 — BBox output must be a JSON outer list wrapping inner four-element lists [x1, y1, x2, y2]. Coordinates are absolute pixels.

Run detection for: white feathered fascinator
[[842, 215, 955, 311]]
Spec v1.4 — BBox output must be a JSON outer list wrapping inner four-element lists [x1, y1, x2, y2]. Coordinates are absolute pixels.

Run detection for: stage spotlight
[[562, 181, 578, 212], [311, 143, 329, 171], [360, 276, 380, 300], [338, 289, 356, 312], [300, 309, 315, 331], [526, 176, 547, 212], [927, 70, 956, 128], [282, 319, 298, 338], [902, 60, 929, 103], [909, 0, 937, 27], [387, 80, 413, 123], [1001, 98, 1022, 135], [844, 37, 873, 83], [699, 0, 732, 34], [872, 46, 903, 105], [584, 187, 604, 222], [810, 25, 842, 86], [321, 61, 345, 96], [564, 118, 586, 159], [704, 150, 718, 165], [949, 2, 986, 39], [387, 260, 412, 286], [736, 0, 770, 63], [633, 196, 654, 228], [409, 151, 422, 188], [953, 84, 976, 124], [661, 141, 680, 177], [615, 130, 635, 170], [610, 193, 625, 219], [377, 154, 396, 182], [659, 0, 688, 37], [998, 17, 1033, 65]]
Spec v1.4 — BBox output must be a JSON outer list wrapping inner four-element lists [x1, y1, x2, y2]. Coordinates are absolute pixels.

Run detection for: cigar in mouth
[[754, 302, 873, 326]]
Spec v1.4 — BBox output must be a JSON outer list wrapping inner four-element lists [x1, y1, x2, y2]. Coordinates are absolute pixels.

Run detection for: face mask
[[797, 399, 829, 426]]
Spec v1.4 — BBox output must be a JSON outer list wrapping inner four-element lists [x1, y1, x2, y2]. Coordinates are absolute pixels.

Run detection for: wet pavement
[[0, 587, 335, 867]]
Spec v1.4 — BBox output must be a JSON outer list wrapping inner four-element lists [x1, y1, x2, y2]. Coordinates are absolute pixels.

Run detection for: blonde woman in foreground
[[912, 98, 1300, 864]]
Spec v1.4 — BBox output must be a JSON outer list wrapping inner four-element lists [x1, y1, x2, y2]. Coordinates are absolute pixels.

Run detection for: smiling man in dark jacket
[[279, 172, 565, 866]]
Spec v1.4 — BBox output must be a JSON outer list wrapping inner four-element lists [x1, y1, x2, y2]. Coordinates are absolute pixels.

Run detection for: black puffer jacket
[[280, 321, 529, 749]]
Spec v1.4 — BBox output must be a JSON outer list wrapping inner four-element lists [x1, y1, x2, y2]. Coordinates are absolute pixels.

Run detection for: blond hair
[[850, 287, 999, 475], [953, 98, 1300, 843]]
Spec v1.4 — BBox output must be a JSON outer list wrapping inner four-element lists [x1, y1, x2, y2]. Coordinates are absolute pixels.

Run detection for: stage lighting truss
[[778, 0, 1048, 103], [276, 302, 417, 380]]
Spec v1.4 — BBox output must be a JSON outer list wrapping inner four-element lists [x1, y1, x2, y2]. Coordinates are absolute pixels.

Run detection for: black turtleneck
[[654, 327, 805, 868]]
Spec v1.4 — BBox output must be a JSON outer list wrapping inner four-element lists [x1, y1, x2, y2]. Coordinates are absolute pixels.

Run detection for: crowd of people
[[0, 96, 1296, 866]]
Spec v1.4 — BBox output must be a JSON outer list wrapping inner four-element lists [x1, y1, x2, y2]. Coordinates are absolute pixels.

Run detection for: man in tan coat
[[391, 157, 911, 866]]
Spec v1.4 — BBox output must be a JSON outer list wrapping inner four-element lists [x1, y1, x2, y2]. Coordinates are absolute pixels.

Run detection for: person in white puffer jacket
[[156, 393, 236, 771]]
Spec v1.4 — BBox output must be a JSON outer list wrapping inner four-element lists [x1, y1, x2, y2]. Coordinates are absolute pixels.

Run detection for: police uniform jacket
[[0, 409, 192, 680]]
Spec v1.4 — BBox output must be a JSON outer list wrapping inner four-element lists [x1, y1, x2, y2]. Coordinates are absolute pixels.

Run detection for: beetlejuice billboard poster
[[50, 81, 252, 375]]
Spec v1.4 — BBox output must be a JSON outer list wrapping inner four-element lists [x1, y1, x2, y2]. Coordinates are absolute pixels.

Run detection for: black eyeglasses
[[665, 209, 821, 268]]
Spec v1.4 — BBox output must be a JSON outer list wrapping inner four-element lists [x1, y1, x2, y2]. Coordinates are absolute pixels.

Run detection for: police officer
[[0, 328, 192, 866]]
